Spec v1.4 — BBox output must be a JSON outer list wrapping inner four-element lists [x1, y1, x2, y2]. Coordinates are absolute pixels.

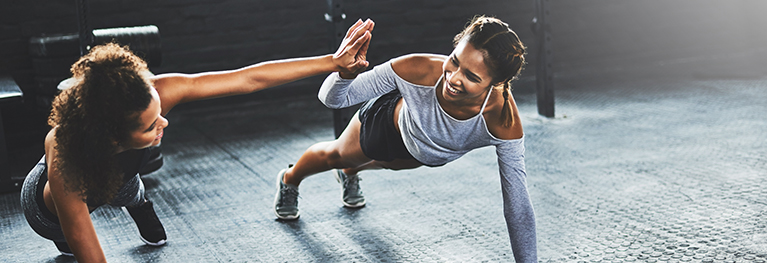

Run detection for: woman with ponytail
[[275, 16, 535, 262], [20, 19, 374, 262]]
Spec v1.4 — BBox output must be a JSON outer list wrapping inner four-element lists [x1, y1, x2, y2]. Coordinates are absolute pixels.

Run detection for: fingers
[[345, 18, 372, 39], [333, 18, 375, 77], [357, 19, 373, 58], [363, 18, 375, 32], [358, 30, 372, 58], [345, 19, 363, 39], [349, 20, 371, 43], [338, 19, 372, 59], [347, 30, 371, 58], [345, 59, 369, 77]]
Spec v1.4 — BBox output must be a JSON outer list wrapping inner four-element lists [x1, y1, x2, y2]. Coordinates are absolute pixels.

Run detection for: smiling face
[[126, 87, 168, 149], [441, 39, 496, 105]]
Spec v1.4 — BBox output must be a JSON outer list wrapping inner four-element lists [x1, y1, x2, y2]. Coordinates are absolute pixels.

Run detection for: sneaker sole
[[55, 241, 74, 257], [274, 168, 300, 220], [342, 199, 366, 208], [333, 170, 366, 208], [121, 207, 167, 246], [139, 236, 167, 247]]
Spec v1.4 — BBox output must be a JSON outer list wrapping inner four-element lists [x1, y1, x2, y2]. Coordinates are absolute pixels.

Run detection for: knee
[[380, 159, 422, 171], [380, 163, 409, 171], [311, 143, 344, 168], [324, 149, 344, 168]]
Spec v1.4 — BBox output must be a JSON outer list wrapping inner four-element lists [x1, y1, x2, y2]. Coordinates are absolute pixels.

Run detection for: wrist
[[338, 72, 358, 79], [325, 54, 344, 72]]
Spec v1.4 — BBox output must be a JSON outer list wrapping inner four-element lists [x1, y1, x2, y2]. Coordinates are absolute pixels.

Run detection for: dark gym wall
[[1, 0, 766, 130], [0, 0, 535, 107], [3, 1, 766, 94]]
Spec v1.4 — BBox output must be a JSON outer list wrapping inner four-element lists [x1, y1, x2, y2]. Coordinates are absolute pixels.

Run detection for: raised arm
[[153, 19, 375, 115], [318, 54, 445, 109], [44, 130, 106, 262], [496, 140, 538, 262]]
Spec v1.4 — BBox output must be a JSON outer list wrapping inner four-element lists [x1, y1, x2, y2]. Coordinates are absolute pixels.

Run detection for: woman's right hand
[[333, 19, 375, 79]]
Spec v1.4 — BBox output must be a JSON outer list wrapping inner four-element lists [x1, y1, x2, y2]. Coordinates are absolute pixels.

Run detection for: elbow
[[317, 90, 348, 109], [325, 103, 343, 109], [244, 77, 269, 94], [318, 96, 344, 109]]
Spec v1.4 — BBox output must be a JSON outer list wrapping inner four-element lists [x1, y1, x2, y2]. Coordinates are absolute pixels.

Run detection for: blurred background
[[1, 0, 766, 188]]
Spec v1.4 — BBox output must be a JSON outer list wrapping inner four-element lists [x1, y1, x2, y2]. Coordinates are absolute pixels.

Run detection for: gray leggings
[[20, 156, 145, 242]]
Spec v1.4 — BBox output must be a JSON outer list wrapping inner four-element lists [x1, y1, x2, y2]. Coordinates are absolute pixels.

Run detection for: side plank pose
[[20, 19, 374, 262], [274, 16, 536, 262]]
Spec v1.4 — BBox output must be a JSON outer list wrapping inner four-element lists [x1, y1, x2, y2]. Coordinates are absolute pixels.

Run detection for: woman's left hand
[[333, 19, 374, 78]]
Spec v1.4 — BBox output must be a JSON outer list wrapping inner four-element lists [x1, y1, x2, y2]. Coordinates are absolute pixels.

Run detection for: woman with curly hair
[[274, 16, 536, 261], [20, 19, 374, 262]]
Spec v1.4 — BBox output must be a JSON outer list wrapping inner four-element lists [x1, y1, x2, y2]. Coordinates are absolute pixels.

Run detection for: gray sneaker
[[334, 169, 366, 208], [274, 168, 300, 220]]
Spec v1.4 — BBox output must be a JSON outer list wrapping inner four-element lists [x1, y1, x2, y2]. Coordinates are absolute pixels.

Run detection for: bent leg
[[342, 158, 423, 175], [284, 114, 372, 186]]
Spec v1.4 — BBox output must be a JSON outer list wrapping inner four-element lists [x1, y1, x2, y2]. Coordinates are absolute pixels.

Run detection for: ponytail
[[500, 82, 514, 127]]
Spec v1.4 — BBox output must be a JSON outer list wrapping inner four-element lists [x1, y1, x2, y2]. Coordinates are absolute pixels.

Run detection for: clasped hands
[[333, 18, 375, 79]]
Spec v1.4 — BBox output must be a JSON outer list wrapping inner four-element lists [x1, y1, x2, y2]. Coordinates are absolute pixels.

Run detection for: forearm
[[64, 227, 107, 263], [53, 192, 106, 262], [47, 153, 107, 263], [240, 54, 339, 93], [497, 150, 537, 262], [318, 61, 397, 108], [500, 168, 537, 263]]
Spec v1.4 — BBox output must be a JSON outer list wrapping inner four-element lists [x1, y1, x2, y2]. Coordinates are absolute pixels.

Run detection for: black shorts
[[358, 90, 414, 162]]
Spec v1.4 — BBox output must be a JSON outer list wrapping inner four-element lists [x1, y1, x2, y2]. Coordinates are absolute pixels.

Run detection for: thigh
[[110, 174, 145, 207], [20, 157, 67, 242], [376, 158, 423, 171], [330, 113, 373, 167]]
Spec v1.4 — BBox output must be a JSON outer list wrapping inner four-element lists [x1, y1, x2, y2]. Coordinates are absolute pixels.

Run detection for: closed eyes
[[450, 56, 482, 83], [144, 119, 158, 133]]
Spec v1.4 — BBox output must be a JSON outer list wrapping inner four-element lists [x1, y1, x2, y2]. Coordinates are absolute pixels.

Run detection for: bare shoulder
[[484, 88, 524, 140], [43, 127, 62, 178], [44, 127, 65, 188], [150, 73, 190, 97], [44, 127, 57, 155], [151, 73, 190, 89], [391, 54, 447, 86], [150, 73, 192, 115]]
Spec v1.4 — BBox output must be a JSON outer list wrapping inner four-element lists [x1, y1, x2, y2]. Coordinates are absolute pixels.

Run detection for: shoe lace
[[343, 175, 361, 194], [279, 187, 300, 206]]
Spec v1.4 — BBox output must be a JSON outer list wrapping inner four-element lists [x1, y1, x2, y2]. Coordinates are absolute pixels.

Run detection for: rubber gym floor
[[1, 52, 767, 262]]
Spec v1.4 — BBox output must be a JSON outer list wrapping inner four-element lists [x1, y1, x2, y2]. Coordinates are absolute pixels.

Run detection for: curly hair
[[48, 43, 153, 204], [454, 15, 527, 127]]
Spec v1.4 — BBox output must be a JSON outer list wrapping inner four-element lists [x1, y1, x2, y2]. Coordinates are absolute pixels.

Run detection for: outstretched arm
[[496, 141, 538, 262], [153, 19, 375, 115], [44, 131, 106, 262]]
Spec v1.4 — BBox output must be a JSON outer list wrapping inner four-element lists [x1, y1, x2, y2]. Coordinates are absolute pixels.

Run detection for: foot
[[274, 167, 300, 220], [53, 241, 74, 257], [124, 199, 167, 246], [334, 169, 366, 208]]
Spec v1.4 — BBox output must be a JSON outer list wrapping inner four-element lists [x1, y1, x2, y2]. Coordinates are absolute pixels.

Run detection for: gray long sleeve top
[[319, 61, 537, 262]]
